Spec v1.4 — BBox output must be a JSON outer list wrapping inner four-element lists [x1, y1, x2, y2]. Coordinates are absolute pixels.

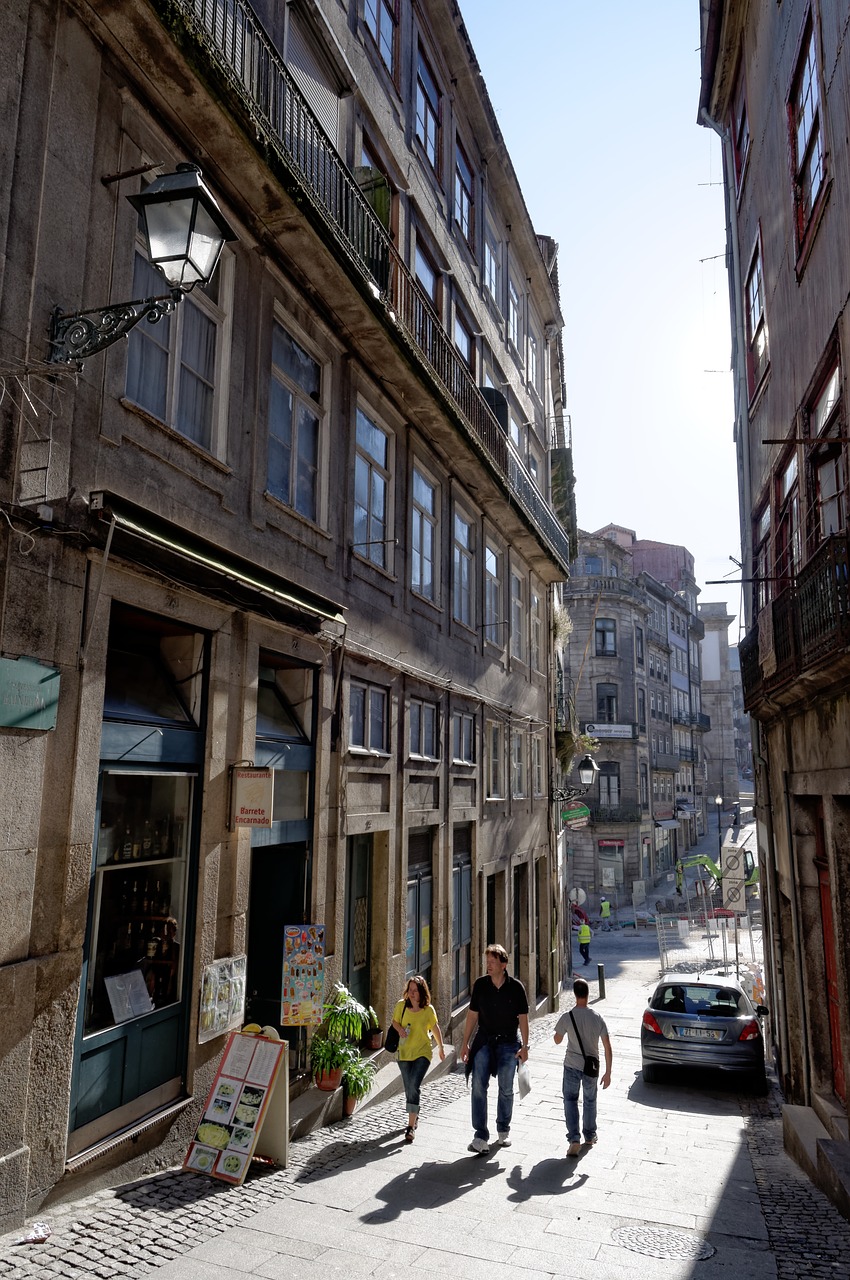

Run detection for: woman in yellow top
[[390, 975, 445, 1143]]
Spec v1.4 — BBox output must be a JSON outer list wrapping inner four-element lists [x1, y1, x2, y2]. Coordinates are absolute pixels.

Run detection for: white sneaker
[[497, 1132, 512, 1146], [468, 1137, 490, 1154]]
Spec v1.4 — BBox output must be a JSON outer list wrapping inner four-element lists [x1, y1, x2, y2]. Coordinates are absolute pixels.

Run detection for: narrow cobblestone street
[[2, 934, 849, 1278]]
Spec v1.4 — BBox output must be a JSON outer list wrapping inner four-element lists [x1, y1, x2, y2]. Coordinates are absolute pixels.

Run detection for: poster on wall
[[183, 1030, 287, 1184], [198, 954, 247, 1044], [280, 925, 324, 1025]]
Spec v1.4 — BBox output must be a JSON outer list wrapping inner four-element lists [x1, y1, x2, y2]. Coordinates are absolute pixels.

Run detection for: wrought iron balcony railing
[[588, 804, 643, 824], [165, 0, 571, 571], [739, 532, 850, 712]]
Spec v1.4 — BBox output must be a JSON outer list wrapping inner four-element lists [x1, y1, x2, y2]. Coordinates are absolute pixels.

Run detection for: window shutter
[[287, 14, 339, 144]]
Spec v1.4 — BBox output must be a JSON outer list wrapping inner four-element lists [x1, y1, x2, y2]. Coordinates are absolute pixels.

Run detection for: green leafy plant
[[342, 1053, 377, 1101], [365, 1005, 381, 1031], [309, 983, 374, 1085], [308, 1032, 357, 1079]]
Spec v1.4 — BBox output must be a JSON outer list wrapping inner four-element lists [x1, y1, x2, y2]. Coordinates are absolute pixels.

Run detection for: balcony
[[691, 712, 711, 731], [740, 533, 850, 714], [163, 0, 572, 573], [588, 804, 643, 824], [677, 747, 697, 762], [652, 753, 679, 771]]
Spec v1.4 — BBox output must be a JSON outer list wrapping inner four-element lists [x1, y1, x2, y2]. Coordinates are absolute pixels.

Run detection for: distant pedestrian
[[675, 860, 683, 896], [554, 977, 613, 1157], [460, 944, 529, 1154], [599, 899, 612, 931], [390, 975, 445, 1143], [577, 920, 592, 965]]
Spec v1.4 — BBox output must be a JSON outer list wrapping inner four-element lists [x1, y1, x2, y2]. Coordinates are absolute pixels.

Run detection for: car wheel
[[642, 1062, 660, 1084]]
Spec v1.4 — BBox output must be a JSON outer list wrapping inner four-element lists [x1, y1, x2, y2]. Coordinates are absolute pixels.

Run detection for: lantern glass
[[577, 754, 599, 787], [130, 165, 234, 291]]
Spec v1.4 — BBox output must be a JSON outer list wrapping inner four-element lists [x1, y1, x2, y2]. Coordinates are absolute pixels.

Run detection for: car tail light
[[643, 1010, 663, 1035], [738, 1019, 761, 1041]]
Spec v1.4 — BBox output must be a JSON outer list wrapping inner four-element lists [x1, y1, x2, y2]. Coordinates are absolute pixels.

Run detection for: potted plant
[[362, 1005, 383, 1051], [309, 982, 372, 1092], [342, 1053, 377, 1116]]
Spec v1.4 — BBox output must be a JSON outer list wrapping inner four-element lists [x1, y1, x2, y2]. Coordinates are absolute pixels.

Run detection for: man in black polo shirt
[[460, 944, 529, 1154]]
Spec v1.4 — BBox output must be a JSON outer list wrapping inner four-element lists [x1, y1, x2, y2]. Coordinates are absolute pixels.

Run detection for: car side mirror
[[756, 1004, 769, 1016]]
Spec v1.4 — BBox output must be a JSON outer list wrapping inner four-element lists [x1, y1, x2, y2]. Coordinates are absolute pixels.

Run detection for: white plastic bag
[[517, 1061, 532, 1099]]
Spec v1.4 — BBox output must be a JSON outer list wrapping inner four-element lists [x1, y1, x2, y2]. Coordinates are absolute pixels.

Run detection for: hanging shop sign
[[198, 954, 247, 1044], [0, 655, 60, 730], [561, 800, 590, 828], [598, 839, 624, 848], [231, 767, 273, 827], [184, 1030, 288, 1184], [583, 722, 635, 739], [281, 924, 324, 1025]]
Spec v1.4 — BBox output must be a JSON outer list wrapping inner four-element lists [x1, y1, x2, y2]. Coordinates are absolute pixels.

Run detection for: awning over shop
[[676, 803, 696, 816], [655, 819, 680, 830], [90, 493, 346, 634]]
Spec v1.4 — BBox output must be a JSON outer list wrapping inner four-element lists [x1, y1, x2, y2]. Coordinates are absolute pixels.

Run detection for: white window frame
[[125, 240, 233, 458], [411, 462, 439, 602], [354, 405, 393, 570], [266, 316, 326, 524], [349, 680, 389, 753], [531, 734, 544, 797], [452, 710, 475, 764], [511, 730, 527, 798], [452, 506, 474, 628], [484, 214, 501, 308], [484, 540, 503, 645], [530, 587, 542, 671], [486, 720, 505, 799], [409, 697, 438, 759], [510, 569, 526, 662], [507, 276, 521, 352]]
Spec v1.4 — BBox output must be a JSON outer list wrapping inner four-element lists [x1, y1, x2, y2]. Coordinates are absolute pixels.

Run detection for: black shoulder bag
[[384, 1002, 405, 1053], [569, 1010, 600, 1078]]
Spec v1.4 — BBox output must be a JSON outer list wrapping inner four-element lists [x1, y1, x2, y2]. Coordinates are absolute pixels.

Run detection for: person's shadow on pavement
[[360, 1156, 504, 1223], [505, 1160, 589, 1203]]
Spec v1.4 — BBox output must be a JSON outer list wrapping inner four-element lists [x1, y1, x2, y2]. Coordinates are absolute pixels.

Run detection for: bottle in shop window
[[141, 879, 150, 915], [142, 820, 153, 857], [132, 824, 141, 859], [130, 880, 140, 914], [121, 825, 133, 862], [146, 922, 159, 959]]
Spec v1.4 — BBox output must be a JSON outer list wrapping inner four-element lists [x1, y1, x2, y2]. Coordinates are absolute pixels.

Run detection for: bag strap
[[569, 1010, 587, 1057]]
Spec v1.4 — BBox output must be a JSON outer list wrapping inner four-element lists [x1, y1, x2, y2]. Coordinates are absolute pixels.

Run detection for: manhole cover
[[611, 1226, 715, 1260]]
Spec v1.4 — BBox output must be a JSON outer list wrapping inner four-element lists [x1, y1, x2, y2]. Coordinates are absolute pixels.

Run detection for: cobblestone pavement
[[3, 998, 850, 1276]]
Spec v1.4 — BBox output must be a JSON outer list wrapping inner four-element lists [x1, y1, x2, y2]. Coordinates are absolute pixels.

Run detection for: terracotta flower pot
[[343, 1092, 357, 1117], [314, 1065, 343, 1092]]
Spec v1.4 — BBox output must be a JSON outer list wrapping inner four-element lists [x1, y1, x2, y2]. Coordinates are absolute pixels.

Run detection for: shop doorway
[[345, 833, 372, 1006]]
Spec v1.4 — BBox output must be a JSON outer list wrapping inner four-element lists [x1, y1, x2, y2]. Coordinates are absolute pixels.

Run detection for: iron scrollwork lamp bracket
[[49, 291, 183, 369], [552, 785, 589, 804]]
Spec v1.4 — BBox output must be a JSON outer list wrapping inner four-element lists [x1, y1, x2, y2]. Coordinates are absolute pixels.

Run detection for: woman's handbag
[[569, 1011, 600, 1077], [383, 1025, 400, 1053]]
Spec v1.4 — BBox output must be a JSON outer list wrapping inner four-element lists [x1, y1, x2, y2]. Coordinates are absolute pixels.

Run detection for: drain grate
[[611, 1226, 715, 1261]]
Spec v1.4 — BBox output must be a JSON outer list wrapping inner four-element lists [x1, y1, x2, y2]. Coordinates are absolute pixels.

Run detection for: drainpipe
[[783, 764, 812, 1103], [753, 730, 790, 1087]]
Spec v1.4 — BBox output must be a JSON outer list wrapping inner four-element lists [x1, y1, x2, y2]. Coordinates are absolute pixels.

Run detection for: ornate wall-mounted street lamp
[[553, 753, 599, 803], [715, 794, 723, 862], [49, 164, 237, 368]]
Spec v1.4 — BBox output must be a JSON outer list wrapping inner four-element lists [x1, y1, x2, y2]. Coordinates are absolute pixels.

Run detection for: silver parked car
[[641, 975, 768, 1092]]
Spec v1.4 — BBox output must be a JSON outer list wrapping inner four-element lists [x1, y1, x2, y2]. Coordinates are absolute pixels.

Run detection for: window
[[585, 555, 603, 575], [596, 683, 618, 723], [731, 66, 750, 189], [125, 247, 229, 453], [808, 365, 846, 549], [745, 241, 769, 395], [530, 589, 542, 671], [452, 832, 472, 1003], [486, 721, 504, 798], [650, 692, 656, 719], [510, 571, 525, 662], [414, 241, 439, 358], [598, 763, 620, 807], [454, 140, 474, 247], [775, 452, 801, 585], [531, 735, 544, 797], [452, 509, 474, 627], [637, 688, 646, 732], [511, 731, 526, 798], [484, 541, 502, 644], [354, 408, 391, 568], [595, 618, 616, 656], [527, 330, 538, 391], [364, 0, 397, 79], [635, 627, 644, 664], [753, 502, 771, 613], [789, 18, 824, 249], [411, 464, 438, 601], [267, 321, 321, 521], [640, 763, 649, 808], [416, 47, 441, 173], [349, 681, 388, 752], [452, 711, 475, 763], [527, 447, 541, 491], [507, 277, 521, 351], [454, 311, 474, 371], [484, 217, 501, 306], [409, 698, 438, 758]]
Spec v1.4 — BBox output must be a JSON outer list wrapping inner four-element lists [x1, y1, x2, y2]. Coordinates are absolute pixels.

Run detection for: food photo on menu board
[[281, 924, 324, 1025]]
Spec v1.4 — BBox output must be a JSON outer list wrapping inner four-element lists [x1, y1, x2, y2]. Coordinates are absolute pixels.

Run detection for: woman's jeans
[[562, 1063, 598, 1144], [398, 1056, 429, 1115], [471, 1040, 519, 1140]]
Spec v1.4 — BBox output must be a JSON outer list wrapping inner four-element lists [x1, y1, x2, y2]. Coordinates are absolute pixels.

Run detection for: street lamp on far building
[[714, 794, 723, 863]]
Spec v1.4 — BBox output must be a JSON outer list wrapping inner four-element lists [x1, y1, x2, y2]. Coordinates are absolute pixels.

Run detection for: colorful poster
[[198, 954, 247, 1043], [281, 924, 324, 1025], [183, 1031, 287, 1185]]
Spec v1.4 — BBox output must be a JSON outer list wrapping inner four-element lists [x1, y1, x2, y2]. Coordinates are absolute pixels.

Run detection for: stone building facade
[[0, 0, 575, 1224], [700, 0, 850, 1216], [699, 602, 741, 809]]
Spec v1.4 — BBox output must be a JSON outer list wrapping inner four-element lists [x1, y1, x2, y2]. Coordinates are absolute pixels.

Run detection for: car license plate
[[676, 1026, 721, 1040]]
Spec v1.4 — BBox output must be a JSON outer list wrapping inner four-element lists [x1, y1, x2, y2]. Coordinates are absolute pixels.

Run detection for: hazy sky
[[460, 1, 743, 639]]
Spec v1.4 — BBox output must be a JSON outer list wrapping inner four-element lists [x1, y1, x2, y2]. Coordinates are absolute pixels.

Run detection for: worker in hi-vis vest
[[578, 921, 592, 966], [599, 899, 612, 931]]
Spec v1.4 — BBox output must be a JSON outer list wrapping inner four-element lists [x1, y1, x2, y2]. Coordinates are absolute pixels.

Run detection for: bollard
[[597, 962, 606, 999]]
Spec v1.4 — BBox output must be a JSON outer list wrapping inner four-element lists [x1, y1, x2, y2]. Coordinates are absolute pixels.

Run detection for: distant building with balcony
[[699, 602, 740, 809], [700, 0, 850, 1216], [558, 527, 706, 904]]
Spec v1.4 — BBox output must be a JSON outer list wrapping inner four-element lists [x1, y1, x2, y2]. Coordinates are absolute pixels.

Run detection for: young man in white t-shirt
[[553, 977, 613, 1157]]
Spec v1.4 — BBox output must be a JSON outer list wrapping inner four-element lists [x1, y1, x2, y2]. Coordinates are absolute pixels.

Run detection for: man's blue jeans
[[398, 1057, 429, 1115], [471, 1039, 519, 1140], [562, 1063, 598, 1144]]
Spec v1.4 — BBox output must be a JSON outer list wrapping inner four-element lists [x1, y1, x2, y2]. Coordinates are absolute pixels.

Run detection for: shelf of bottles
[[85, 771, 193, 1036]]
